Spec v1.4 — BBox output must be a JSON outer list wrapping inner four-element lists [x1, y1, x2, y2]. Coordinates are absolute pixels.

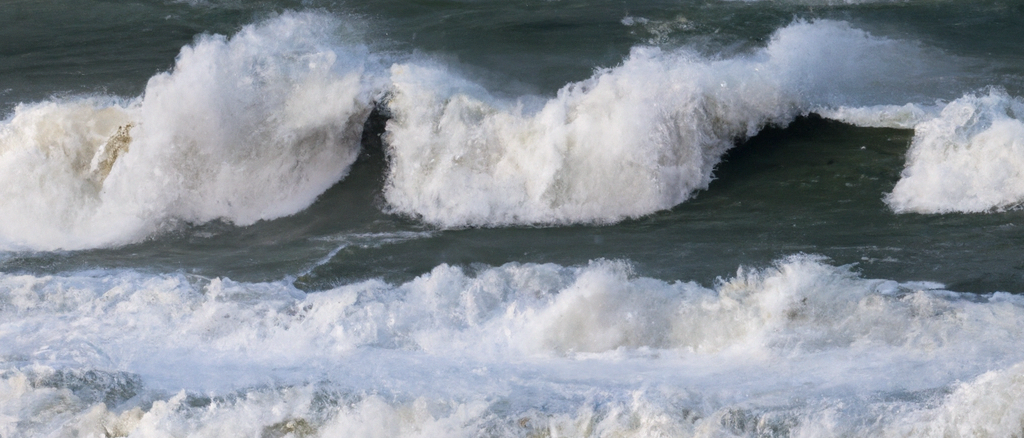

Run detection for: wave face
[[0, 12, 378, 251], [4, 256, 1024, 436], [887, 89, 1024, 213], [382, 20, 942, 227]]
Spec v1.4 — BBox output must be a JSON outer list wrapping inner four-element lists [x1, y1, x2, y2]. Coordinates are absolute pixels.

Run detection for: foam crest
[[383, 20, 941, 227], [0, 11, 379, 250], [514, 256, 1024, 357], [887, 89, 1024, 213], [1, 372, 704, 438], [0, 99, 136, 249]]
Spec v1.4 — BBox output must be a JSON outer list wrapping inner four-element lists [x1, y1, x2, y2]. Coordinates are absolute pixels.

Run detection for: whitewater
[[3, 1, 1024, 436], [6, 256, 1024, 436]]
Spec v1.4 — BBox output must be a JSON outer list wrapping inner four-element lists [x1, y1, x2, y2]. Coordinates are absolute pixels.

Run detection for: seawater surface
[[3, 0, 1024, 436]]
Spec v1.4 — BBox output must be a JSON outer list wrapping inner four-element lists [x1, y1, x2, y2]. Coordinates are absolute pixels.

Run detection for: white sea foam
[[0, 12, 380, 250], [3, 256, 1024, 436], [7, 255, 1014, 362], [887, 89, 1024, 213], [816, 103, 941, 129], [886, 360, 1024, 437], [383, 20, 944, 227]]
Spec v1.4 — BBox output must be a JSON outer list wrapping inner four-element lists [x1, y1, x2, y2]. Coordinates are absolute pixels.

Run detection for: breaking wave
[[887, 89, 1024, 213], [0, 16, 969, 250], [0, 12, 380, 250], [382, 20, 946, 227]]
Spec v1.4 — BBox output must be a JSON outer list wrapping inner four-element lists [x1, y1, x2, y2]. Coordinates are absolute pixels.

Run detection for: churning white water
[[3, 255, 1024, 436], [887, 89, 1024, 213]]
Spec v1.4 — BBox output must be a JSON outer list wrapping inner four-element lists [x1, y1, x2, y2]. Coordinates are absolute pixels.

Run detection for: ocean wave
[[886, 360, 1024, 436], [9, 362, 1024, 437], [0, 11, 379, 251], [887, 89, 1024, 213], [382, 20, 944, 227], [0, 16, 963, 249]]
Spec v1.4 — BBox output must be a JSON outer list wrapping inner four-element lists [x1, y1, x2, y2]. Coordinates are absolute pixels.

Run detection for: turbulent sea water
[[4, 0, 1024, 436]]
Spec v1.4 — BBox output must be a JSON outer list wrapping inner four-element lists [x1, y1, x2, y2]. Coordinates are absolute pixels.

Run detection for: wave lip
[[887, 89, 1024, 213], [0, 11, 379, 251]]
